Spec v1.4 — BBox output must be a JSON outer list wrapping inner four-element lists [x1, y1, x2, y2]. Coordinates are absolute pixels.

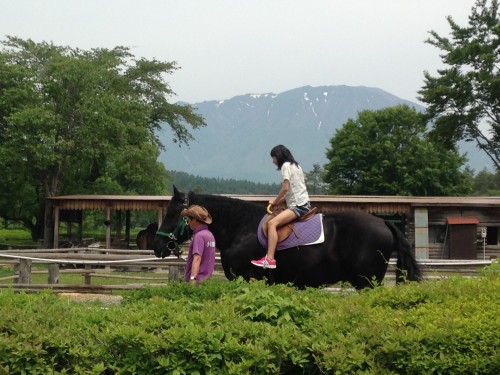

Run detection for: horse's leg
[[220, 232, 267, 282], [327, 216, 391, 290], [345, 243, 392, 290], [349, 271, 386, 290], [364, 222, 419, 287], [266, 270, 276, 285], [221, 256, 238, 281]]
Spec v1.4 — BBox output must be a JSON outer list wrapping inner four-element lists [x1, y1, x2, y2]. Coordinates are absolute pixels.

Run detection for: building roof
[[447, 217, 480, 225], [48, 194, 500, 212], [48, 195, 170, 211]]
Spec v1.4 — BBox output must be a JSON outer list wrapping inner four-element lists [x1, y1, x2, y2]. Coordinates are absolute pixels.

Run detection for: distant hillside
[[159, 85, 492, 183], [167, 170, 280, 194]]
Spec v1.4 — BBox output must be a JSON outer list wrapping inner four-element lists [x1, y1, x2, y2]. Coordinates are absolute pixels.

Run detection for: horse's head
[[153, 186, 192, 258]]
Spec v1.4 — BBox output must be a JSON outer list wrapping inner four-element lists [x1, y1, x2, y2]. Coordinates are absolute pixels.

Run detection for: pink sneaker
[[251, 256, 277, 269]]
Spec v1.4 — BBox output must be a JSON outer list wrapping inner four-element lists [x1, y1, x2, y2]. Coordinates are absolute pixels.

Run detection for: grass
[[0, 227, 143, 246], [0, 228, 37, 246]]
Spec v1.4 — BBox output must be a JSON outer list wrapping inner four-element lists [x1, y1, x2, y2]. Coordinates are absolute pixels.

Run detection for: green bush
[[481, 258, 500, 277], [0, 276, 498, 374]]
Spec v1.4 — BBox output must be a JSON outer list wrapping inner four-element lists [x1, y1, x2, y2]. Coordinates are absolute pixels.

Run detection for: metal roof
[[48, 195, 170, 211]]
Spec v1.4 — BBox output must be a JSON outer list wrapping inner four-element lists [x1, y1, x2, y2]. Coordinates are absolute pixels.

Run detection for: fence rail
[[0, 248, 493, 293], [0, 247, 207, 290]]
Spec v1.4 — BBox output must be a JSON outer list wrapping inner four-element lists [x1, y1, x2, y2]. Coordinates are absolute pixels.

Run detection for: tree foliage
[[305, 164, 328, 195], [471, 168, 500, 195], [0, 37, 205, 239], [323, 105, 472, 196], [419, 0, 500, 169], [168, 170, 280, 195]]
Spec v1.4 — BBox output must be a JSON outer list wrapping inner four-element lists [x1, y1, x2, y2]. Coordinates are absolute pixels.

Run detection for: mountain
[[159, 85, 492, 184]]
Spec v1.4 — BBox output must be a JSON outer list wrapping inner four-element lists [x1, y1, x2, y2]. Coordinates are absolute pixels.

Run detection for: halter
[[155, 194, 191, 256], [156, 217, 190, 240]]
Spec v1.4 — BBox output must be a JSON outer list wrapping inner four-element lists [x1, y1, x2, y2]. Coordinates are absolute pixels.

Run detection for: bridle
[[155, 194, 190, 257]]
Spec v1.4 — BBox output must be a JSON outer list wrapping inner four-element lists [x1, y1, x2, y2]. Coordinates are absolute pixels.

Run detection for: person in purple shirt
[[181, 205, 216, 284]]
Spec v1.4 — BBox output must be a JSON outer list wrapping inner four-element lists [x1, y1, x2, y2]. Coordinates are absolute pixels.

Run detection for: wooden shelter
[[48, 195, 169, 249], [47, 194, 500, 260]]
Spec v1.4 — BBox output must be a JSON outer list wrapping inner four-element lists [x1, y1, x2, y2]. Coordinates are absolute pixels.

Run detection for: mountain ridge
[[159, 85, 491, 183]]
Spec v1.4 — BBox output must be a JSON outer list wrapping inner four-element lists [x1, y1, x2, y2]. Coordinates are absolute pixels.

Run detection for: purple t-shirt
[[184, 225, 216, 282]]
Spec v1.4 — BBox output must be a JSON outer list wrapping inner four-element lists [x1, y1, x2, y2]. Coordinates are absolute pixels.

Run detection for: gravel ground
[[59, 293, 123, 304]]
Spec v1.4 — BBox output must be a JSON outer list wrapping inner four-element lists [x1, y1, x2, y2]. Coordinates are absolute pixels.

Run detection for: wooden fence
[[0, 247, 225, 293], [0, 248, 493, 293]]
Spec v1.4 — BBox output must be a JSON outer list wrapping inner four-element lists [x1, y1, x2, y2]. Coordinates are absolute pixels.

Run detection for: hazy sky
[[1, 0, 476, 104]]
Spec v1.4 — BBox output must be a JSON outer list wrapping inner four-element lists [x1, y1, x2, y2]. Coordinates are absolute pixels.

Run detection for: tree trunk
[[43, 199, 54, 249], [43, 164, 63, 248]]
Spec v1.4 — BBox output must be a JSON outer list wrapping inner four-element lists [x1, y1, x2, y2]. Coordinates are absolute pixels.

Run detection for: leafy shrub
[[481, 258, 500, 277], [0, 275, 498, 374], [122, 277, 243, 304], [233, 281, 314, 326]]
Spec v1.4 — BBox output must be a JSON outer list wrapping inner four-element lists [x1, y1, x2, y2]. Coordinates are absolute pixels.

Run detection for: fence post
[[14, 259, 32, 284], [48, 264, 60, 284], [168, 265, 180, 281], [84, 264, 92, 285]]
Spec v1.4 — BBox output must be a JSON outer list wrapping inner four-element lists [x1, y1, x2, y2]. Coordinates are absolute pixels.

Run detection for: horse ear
[[173, 185, 180, 197]]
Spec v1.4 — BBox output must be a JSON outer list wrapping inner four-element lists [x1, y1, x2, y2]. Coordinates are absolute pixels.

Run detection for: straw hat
[[181, 205, 212, 224]]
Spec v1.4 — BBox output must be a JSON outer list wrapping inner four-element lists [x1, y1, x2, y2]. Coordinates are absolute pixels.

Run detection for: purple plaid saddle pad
[[257, 214, 324, 251]]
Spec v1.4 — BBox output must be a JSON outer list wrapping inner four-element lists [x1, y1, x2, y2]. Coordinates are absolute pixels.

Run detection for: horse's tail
[[385, 221, 422, 283]]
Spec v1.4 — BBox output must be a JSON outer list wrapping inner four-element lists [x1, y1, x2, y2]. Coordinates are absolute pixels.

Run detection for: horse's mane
[[189, 191, 265, 220]]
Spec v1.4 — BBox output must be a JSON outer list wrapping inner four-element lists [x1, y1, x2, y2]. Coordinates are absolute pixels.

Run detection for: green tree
[[471, 168, 500, 195], [0, 37, 205, 241], [305, 164, 327, 194], [418, 0, 500, 169], [323, 105, 472, 196]]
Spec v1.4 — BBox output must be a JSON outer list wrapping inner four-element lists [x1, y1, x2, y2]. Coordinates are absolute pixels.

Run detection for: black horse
[[136, 223, 158, 250], [153, 186, 421, 289]]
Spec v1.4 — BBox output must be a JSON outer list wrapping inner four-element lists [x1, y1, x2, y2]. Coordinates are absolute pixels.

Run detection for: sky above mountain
[[1, 0, 476, 105]]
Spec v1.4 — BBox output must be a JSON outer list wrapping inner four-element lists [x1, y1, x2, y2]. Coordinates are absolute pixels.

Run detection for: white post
[[481, 227, 487, 260]]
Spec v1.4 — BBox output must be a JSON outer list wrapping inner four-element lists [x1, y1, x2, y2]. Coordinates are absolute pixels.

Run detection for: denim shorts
[[291, 202, 311, 218]]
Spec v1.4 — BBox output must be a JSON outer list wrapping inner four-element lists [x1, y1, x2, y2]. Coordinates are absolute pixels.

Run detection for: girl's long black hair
[[270, 145, 299, 169]]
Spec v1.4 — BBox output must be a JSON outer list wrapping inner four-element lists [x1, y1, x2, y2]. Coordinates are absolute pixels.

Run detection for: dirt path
[[59, 293, 123, 304]]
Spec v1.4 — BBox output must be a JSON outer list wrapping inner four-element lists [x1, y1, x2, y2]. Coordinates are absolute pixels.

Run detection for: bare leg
[[266, 209, 297, 260]]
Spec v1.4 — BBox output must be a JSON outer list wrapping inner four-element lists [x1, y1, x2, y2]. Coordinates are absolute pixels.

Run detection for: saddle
[[262, 207, 318, 242]]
